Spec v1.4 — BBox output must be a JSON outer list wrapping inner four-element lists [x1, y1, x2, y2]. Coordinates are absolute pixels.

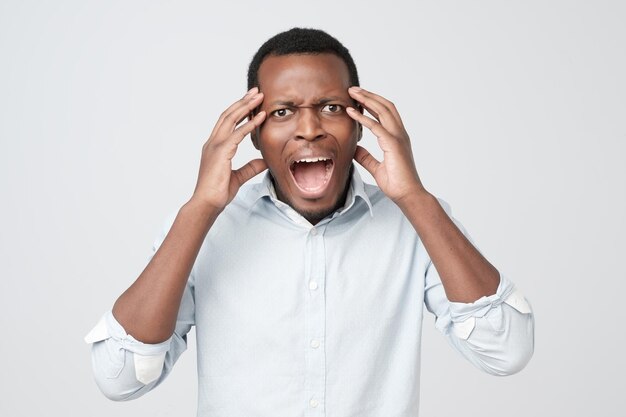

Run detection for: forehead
[[257, 53, 351, 99]]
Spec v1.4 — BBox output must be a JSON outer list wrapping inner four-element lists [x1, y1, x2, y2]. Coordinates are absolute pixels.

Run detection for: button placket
[[304, 225, 326, 415]]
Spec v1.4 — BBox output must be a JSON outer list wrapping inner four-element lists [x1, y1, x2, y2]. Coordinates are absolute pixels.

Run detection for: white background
[[1, 1, 624, 416]]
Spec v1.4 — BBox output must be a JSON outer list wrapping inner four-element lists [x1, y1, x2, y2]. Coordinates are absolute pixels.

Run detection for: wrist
[[393, 186, 435, 213], [391, 181, 431, 206], [182, 197, 223, 225]]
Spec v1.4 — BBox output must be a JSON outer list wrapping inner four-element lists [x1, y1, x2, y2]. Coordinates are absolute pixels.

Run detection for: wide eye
[[321, 104, 344, 114], [271, 108, 294, 118]]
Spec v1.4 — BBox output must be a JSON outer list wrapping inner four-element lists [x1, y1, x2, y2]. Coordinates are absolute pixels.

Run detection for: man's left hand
[[347, 86, 426, 205]]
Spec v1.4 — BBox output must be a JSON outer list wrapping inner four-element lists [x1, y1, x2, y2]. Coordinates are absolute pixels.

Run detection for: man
[[86, 28, 534, 416]]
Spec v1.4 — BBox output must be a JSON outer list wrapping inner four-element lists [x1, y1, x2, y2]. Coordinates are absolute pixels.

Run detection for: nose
[[294, 107, 326, 142]]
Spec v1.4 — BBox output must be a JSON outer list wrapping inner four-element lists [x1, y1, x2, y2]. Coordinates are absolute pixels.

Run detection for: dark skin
[[112, 53, 500, 343], [252, 54, 360, 224]]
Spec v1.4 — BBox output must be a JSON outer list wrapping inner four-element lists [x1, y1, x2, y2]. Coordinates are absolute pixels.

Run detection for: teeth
[[295, 157, 329, 163]]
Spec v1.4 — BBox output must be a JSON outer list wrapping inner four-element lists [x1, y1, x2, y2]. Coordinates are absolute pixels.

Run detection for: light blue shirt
[[86, 168, 534, 416]]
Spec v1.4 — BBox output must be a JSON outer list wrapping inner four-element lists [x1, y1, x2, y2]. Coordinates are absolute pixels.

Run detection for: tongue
[[293, 161, 328, 190]]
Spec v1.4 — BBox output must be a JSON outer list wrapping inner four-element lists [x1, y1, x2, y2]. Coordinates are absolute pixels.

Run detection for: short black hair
[[247, 28, 359, 90]]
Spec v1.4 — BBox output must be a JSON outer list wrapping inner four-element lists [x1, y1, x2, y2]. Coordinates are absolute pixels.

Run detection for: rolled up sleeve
[[440, 275, 534, 376], [85, 310, 187, 401], [85, 277, 194, 401]]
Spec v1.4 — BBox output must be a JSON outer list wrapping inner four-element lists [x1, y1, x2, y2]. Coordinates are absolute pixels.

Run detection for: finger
[[348, 87, 380, 121], [349, 87, 403, 127], [215, 87, 258, 127], [218, 93, 264, 133], [230, 111, 266, 145], [354, 145, 380, 176], [233, 93, 265, 127], [207, 112, 266, 162], [348, 87, 392, 122], [349, 87, 398, 115], [214, 89, 263, 133], [346, 107, 390, 139], [350, 95, 380, 120], [233, 158, 268, 187]]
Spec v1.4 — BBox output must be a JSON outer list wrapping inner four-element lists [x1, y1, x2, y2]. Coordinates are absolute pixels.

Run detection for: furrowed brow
[[268, 97, 352, 108], [268, 100, 297, 107], [317, 97, 349, 105]]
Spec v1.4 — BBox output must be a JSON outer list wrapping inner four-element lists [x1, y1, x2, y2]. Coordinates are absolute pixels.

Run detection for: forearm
[[398, 191, 500, 302], [113, 198, 220, 343]]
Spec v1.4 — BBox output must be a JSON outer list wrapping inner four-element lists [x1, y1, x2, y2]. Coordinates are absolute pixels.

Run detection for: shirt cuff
[[85, 311, 171, 385], [446, 275, 532, 340]]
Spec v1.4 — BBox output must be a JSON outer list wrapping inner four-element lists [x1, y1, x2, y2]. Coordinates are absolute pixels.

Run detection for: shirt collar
[[246, 165, 374, 220]]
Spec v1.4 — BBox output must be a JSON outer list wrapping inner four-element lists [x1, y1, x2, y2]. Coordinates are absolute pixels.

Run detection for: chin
[[273, 174, 351, 226], [293, 201, 341, 225]]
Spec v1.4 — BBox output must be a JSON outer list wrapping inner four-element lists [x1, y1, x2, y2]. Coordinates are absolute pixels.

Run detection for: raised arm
[[346, 86, 533, 375], [347, 86, 498, 302], [113, 88, 267, 343]]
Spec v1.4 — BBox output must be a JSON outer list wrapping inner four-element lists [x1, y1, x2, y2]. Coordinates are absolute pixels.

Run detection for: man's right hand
[[191, 87, 267, 211], [112, 88, 266, 343]]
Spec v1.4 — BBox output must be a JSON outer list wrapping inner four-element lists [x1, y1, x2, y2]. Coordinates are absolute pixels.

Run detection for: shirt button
[[310, 339, 320, 349], [309, 281, 318, 290], [310, 399, 319, 408], [310, 227, 317, 236]]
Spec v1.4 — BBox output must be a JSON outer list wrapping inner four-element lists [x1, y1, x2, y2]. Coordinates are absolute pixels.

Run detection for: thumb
[[354, 145, 380, 176], [233, 158, 268, 187]]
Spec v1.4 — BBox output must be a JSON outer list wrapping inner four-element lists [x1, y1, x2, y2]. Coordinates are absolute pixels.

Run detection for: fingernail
[[347, 107, 357, 113], [350, 86, 362, 92], [246, 87, 259, 96]]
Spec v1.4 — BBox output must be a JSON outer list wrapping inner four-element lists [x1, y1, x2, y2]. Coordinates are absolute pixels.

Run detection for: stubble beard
[[271, 165, 353, 225]]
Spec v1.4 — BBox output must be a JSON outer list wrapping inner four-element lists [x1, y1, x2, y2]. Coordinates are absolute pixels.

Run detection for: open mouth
[[289, 157, 335, 195]]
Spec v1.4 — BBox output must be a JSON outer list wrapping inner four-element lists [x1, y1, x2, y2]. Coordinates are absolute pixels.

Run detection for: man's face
[[254, 53, 360, 224]]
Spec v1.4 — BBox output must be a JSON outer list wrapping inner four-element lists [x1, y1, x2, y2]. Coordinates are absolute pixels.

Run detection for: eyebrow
[[267, 96, 350, 107]]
